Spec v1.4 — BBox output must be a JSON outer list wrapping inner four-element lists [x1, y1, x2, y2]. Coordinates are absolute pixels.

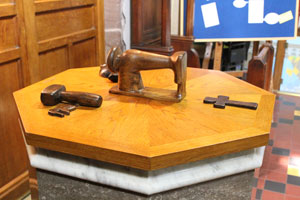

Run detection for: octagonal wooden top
[[14, 67, 275, 170]]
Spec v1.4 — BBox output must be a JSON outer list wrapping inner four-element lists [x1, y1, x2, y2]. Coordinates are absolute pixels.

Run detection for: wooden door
[[0, 0, 30, 199], [23, 0, 105, 83]]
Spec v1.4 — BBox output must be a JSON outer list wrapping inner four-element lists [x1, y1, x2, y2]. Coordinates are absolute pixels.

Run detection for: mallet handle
[[60, 91, 102, 108]]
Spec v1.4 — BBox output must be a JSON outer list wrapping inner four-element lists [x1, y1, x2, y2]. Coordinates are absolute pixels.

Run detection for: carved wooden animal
[[41, 84, 102, 108], [107, 47, 187, 102]]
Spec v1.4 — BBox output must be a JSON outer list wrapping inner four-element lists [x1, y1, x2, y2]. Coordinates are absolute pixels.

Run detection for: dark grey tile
[[283, 101, 296, 106], [287, 175, 300, 186], [271, 122, 278, 128], [264, 180, 286, 193], [276, 96, 283, 101], [255, 189, 262, 199], [295, 106, 300, 110], [252, 178, 258, 187], [268, 140, 274, 146], [294, 116, 300, 120], [279, 118, 294, 125], [272, 147, 290, 156]]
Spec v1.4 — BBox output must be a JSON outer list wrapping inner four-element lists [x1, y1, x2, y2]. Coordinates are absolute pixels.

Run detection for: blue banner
[[189, 0, 299, 41]]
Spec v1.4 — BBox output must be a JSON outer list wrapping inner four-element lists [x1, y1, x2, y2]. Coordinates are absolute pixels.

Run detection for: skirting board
[[29, 146, 265, 195], [0, 171, 29, 200]]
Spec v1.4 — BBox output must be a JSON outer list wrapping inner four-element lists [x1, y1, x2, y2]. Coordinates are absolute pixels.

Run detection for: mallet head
[[41, 84, 66, 106]]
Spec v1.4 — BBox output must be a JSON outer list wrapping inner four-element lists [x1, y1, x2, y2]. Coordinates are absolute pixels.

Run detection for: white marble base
[[28, 147, 265, 195]]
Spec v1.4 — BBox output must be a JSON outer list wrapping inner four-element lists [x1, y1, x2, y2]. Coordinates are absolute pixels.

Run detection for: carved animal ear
[[107, 46, 122, 73]]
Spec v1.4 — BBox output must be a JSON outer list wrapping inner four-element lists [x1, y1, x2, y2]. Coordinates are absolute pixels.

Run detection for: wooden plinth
[[14, 67, 275, 170]]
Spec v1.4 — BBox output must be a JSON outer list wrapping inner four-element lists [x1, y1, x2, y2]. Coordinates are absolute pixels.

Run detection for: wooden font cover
[[14, 67, 275, 170]]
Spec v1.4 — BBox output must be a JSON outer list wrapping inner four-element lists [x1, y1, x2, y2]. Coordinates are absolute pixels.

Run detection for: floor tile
[[268, 140, 274, 146], [257, 178, 266, 189], [272, 122, 278, 128], [283, 101, 296, 106], [277, 96, 284, 101], [254, 168, 260, 178], [287, 175, 300, 186], [295, 106, 300, 111], [264, 180, 286, 193], [261, 190, 285, 200], [294, 116, 300, 120], [272, 147, 290, 156], [289, 157, 300, 168], [288, 166, 300, 177], [251, 94, 300, 199], [279, 118, 294, 125], [253, 178, 258, 187], [267, 155, 289, 173], [291, 132, 300, 145], [266, 170, 288, 183], [294, 110, 300, 116], [291, 144, 300, 151], [256, 189, 262, 199], [251, 188, 257, 200], [285, 195, 300, 200], [286, 184, 300, 196]]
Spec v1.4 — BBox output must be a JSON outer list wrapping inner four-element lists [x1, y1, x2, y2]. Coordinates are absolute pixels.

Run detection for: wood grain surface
[[14, 67, 275, 170], [0, 0, 30, 198]]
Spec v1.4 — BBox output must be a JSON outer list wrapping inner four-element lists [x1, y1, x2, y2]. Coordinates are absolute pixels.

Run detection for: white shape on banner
[[279, 10, 294, 24], [233, 0, 248, 8], [248, 0, 264, 23], [233, 0, 293, 25], [264, 13, 279, 25], [201, 2, 220, 28]]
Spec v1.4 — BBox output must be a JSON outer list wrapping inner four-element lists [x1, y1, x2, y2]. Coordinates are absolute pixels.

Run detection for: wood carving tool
[[41, 84, 102, 108]]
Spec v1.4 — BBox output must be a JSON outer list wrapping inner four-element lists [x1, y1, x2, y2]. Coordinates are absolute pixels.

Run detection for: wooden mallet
[[41, 84, 102, 108]]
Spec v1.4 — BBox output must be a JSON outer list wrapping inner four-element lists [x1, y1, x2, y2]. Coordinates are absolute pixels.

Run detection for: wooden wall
[[0, 0, 105, 199], [0, 0, 30, 199], [23, 0, 105, 83], [131, 0, 162, 46]]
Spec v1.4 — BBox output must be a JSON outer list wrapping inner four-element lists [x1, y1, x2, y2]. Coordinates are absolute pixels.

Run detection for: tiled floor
[[252, 94, 300, 200]]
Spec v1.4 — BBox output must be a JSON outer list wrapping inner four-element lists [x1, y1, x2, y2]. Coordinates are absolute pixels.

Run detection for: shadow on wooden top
[[14, 67, 275, 170]]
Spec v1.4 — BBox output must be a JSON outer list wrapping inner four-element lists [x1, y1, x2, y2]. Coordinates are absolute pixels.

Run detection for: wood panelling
[[0, 0, 105, 198], [0, 171, 29, 200], [39, 46, 69, 80], [0, 17, 18, 51], [0, 4, 16, 18], [0, 61, 26, 188], [35, 0, 94, 12], [71, 38, 97, 68], [36, 6, 94, 41], [0, 0, 30, 198], [131, 0, 162, 46], [24, 0, 105, 83]]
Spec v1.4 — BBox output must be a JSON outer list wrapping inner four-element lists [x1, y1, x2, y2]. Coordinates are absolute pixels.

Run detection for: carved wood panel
[[0, 0, 30, 199], [23, 0, 105, 83], [0, 0, 105, 198], [131, 0, 162, 46]]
